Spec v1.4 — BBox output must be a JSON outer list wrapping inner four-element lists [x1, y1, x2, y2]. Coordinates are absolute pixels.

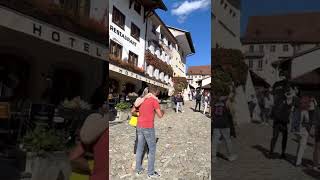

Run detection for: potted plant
[[21, 125, 70, 180], [115, 102, 131, 121]]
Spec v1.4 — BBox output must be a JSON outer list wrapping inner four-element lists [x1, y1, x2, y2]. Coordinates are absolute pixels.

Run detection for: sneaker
[[313, 166, 320, 171], [228, 155, 238, 161], [136, 169, 144, 176], [148, 171, 160, 179]]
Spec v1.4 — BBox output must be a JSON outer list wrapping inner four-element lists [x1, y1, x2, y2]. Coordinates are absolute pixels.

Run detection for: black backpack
[[196, 94, 201, 101], [271, 100, 291, 124]]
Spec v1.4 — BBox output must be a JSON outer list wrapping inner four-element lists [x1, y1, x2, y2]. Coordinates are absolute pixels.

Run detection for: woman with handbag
[[69, 103, 110, 180], [130, 87, 160, 169]]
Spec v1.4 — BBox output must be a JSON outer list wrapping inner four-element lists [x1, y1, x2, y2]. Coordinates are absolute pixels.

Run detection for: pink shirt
[[138, 97, 160, 128], [90, 129, 108, 180]]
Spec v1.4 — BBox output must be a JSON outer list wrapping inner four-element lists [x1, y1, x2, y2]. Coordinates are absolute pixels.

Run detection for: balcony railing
[[0, 0, 108, 44], [109, 54, 144, 75], [145, 50, 173, 77]]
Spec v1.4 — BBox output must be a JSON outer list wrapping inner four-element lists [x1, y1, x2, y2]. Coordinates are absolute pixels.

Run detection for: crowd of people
[[212, 77, 320, 171]]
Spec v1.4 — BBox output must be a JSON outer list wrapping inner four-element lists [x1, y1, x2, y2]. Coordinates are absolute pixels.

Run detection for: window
[[151, 24, 156, 34], [258, 60, 263, 70], [224, 4, 228, 9], [249, 45, 254, 52], [131, 23, 140, 41], [258, 45, 263, 52], [270, 45, 276, 52], [249, 60, 253, 69], [230, 9, 232, 14], [128, 51, 138, 66], [232, 12, 236, 17], [161, 33, 164, 40], [112, 7, 125, 29], [220, 0, 224, 5], [110, 40, 123, 59], [134, 2, 141, 14], [283, 44, 289, 52]]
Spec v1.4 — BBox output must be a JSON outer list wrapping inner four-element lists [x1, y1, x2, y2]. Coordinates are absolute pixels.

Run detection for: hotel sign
[[0, 6, 108, 61], [109, 24, 137, 47], [109, 63, 169, 89]]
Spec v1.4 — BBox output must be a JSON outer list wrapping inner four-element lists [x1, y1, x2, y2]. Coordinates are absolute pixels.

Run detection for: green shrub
[[115, 102, 131, 111], [22, 125, 65, 155]]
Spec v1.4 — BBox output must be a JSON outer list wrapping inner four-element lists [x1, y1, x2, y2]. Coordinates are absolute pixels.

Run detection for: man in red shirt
[[135, 86, 164, 178]]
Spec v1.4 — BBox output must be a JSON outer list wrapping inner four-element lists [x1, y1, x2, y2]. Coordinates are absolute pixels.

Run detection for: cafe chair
[[0, 102, 12, 156], [0, 102, 11, 136]]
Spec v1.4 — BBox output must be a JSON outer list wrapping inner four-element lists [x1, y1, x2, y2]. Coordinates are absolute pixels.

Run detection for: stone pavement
[[213, 122, 320, 180], [109, 101, 211, 180]]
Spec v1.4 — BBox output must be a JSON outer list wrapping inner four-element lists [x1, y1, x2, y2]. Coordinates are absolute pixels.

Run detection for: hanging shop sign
[[0, 6, 108, 61], [109, 63, 169, 89], [109, 24, 137, 47]]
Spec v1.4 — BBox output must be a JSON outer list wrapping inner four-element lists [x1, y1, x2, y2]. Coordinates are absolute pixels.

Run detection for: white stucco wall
[[146, 15, 187, 78], [212, 0, 241, 49], [90, 0, 108, 24], [292, 48, 320, 79], [243, 43, 318, 85], [109, 0, 146, 68]]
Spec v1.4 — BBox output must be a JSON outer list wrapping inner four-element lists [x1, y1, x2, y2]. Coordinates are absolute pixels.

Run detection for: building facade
[[0, 0, 108, 178], [108, 0, 170, 96], [242, 12, 320, 85], [108, 0, 195, 96], [168, 26, 196, 78], [186, 65, 211, 89], [212, 0, 241, 49]]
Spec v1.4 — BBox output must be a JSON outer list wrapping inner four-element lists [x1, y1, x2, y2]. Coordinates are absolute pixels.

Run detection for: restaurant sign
[[0, 6, 108, 61], [109, 63, 169, 89], [109, 25, 137, 47]]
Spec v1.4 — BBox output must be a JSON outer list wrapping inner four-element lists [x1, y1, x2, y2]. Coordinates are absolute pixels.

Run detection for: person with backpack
[[269, 90, 293, 159], [212, 96, 238, 163], [195, 90, 202, 112]]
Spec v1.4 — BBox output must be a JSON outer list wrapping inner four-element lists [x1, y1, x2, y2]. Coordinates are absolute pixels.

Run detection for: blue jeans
[[136, 128, 156, 175]]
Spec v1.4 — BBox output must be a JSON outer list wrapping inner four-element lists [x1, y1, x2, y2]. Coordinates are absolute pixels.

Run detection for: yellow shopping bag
[[70, 160, 94, 180], [129, 116, 138, 127]]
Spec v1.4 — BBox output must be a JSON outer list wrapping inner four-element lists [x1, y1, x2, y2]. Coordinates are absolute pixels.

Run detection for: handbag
[[129, 115, 138, 127], [69, 143, 91, 175]]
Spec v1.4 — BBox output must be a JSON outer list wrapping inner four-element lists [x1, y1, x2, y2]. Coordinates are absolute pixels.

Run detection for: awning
[[109, 63, 170, 89], [0, 5, 108, 61]]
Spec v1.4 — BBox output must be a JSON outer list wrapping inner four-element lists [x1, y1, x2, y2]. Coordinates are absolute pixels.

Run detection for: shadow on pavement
[[303, 168, 320, 179], [109, 121, 126, 127], [216, 152, 229, 161], [291, 138, 314, 147], [252, 145, 314, 167]]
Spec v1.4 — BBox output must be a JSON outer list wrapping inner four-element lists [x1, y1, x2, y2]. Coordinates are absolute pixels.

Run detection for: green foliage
[[212, 48, 248, 86], [22, 125, 65, 155], [212, 69, 232, 97], [115, 102, 131, 111], [174, 82, 186, 93]]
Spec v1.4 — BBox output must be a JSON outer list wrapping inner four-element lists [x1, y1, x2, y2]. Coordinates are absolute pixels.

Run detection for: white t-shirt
[[264, 95, 274, 109]]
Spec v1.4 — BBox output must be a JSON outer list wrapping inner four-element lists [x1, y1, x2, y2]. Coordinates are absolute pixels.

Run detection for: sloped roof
[[242, 12, 320, 44], [187, 65, 211, 75]]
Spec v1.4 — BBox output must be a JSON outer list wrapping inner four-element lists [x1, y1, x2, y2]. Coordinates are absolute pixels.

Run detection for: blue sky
[[156, 0, 211, 68], [241, 0, 320, 36]]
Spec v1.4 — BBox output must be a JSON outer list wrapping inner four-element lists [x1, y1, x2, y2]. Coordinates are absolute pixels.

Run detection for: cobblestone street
[[109, 101, 211, 180], [213, 122, 320, 180]]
